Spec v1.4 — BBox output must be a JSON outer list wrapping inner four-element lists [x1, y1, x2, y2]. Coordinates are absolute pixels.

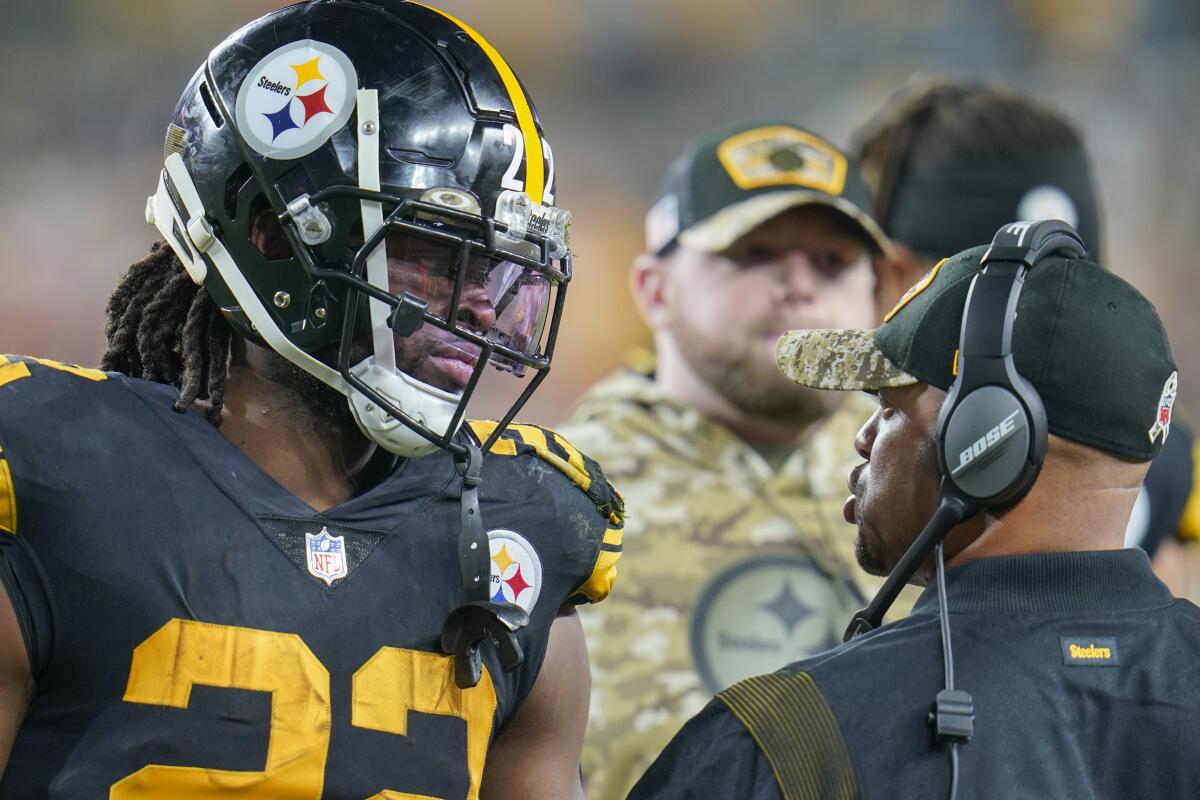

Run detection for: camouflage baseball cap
[[775, 245, 1179, 461], [643, 120, 892, 257]]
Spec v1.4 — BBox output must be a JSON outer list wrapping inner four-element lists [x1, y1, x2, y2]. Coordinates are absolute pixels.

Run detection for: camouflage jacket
[[560, 359, 910, 800]]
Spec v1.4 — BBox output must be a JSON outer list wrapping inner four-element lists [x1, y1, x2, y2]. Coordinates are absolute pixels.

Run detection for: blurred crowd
[[1, 0, 1197, 420]]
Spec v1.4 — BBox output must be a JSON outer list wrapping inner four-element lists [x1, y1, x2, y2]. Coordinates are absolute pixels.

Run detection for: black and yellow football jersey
[[0, 355, 622, 799]]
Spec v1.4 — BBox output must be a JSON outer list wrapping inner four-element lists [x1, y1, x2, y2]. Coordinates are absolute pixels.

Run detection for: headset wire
[[935, 541, 959, 800]]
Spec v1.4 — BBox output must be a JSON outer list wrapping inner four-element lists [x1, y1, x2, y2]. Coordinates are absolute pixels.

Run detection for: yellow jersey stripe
[[0, 361, 31, 389], [1178, 439, 1200, 542], [719, 672, 858, 799], [0, 356, 104, 389], [0, 449, 15, 535], [466, 420, 519, 456], [517, 424, 593, 493], [414, 3, 545, 203], [33, 358, 106, 382], [508, 423, 549, 454], [575, 547, 619, 604], [603, 527, 623, 548], [547, 432, 590, 489]]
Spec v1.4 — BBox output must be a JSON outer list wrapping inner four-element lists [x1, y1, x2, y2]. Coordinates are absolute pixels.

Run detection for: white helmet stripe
[[160, 153, 349, 394], [356, 89, 398, 373], [146, 174, 206, 284]]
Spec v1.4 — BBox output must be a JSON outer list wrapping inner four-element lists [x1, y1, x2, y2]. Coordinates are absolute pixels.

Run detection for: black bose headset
[[843, 219, 1088, 799]]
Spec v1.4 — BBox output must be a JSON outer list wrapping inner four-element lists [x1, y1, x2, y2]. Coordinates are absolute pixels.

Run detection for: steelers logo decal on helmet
[[488, 529, 542, 613], [235, 39, 358, 160]]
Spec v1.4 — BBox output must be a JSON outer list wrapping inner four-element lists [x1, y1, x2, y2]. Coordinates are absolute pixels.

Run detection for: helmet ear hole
[[197, 81, 224, 128], [250, 203, 291, 261]]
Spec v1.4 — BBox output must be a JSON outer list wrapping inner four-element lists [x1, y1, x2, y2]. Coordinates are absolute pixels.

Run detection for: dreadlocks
[[101, 241, 231, 425]]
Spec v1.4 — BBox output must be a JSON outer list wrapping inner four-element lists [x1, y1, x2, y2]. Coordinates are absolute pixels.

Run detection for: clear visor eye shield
[[283, 185, 570, 460], [150, 88, 571, 459]]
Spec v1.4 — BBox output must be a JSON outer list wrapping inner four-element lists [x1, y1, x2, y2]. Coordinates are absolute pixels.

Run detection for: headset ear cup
[[939, 381, 1045, 506]]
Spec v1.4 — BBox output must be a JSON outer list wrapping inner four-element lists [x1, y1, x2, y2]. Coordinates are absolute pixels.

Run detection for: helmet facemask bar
[[275, 188, 570, 458]]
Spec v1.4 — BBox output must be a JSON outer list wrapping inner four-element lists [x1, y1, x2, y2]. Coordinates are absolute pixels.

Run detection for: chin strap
[[455, 442, 490, 601], [440, 442, 529, 688]]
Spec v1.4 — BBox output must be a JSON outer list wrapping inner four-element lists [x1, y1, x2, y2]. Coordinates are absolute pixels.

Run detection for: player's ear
[[630, 252, 672, 331], [873, 242, 927, 323]]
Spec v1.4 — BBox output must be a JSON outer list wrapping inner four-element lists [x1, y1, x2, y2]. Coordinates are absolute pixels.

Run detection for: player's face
[[383, 232, 550, 393], [666, 206, 876, 423], [846, 382, 945, 578]]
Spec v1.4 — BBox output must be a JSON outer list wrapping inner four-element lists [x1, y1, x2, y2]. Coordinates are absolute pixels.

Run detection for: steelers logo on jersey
[[488, 529, 543, 613]]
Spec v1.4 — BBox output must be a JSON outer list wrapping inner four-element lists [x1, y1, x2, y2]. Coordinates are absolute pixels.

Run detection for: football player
[[0, 2, 621, 798]]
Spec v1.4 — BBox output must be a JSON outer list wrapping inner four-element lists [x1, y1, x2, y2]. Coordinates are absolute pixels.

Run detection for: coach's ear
[[873, 242, 930, 323], [630, 253, 671, 333]]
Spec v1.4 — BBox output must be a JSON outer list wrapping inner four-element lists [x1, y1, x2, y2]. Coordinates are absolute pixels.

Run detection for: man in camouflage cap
[[559, 120, 906, 799]]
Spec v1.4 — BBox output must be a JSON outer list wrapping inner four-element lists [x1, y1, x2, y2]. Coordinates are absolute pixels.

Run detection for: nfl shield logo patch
[[305, 527, 348, 586], [1148, 371, 1178, 446]]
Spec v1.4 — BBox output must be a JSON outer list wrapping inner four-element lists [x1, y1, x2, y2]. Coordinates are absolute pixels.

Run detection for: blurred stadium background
[[2, 0, 1198, 425]]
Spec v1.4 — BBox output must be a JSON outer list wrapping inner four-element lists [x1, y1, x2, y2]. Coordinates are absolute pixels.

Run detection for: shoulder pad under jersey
[[466, 420, 624, 603], [0, 355, 112, 536], [0, 355, 108, 392], [466, 420, 624, 525]]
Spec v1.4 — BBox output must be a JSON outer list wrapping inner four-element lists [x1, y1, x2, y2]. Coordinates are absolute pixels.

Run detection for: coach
[[627, 234, 1200, 798]]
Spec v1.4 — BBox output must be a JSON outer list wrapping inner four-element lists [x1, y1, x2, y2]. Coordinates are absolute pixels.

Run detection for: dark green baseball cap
[[775, 245, 1179, 461], [644, 119, 892, 257]]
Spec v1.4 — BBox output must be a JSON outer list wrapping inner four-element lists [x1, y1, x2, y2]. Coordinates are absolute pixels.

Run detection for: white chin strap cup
[[345, 88, 464, 457], [348, 358, 460, 457]]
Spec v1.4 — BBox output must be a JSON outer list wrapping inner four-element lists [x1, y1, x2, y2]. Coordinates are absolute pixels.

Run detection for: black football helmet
[[146, 0, 571, 457]]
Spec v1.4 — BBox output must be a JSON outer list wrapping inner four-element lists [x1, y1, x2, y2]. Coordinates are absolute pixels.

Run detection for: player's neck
[[210, 357, 378, 513]]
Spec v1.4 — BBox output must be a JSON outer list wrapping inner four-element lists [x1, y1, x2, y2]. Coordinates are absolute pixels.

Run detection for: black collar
[[911, 549, 1174, 615]]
